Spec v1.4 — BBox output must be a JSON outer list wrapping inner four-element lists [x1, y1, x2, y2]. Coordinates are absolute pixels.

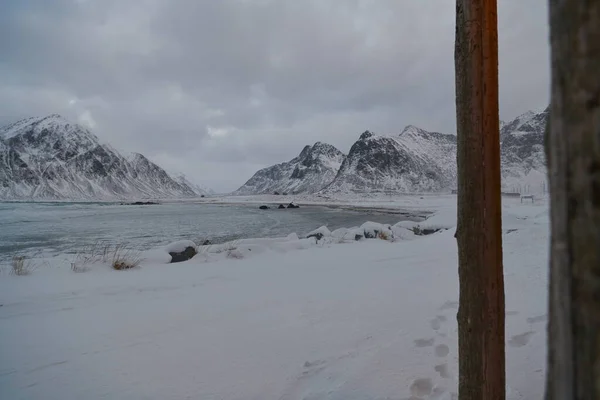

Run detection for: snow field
[[0, 197, 549, 399]]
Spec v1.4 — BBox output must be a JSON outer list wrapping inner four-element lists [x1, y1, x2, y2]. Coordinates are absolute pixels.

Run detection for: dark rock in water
[[259, 205, 270, 210], [278, 204, 286, 209], [202, 239, 212, 246], [169, 246, 197, 263], [200, 195, 205, 198], [282, 192, 288, 196], [287, 202, 299, 209], [273, 191, 280, 195]]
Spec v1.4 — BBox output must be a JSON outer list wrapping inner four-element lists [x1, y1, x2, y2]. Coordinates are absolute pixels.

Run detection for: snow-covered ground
[[0, 195, 549, 399]]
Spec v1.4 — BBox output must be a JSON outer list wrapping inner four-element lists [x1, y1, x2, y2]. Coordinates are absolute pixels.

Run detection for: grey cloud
[[0, 0, 549, 192]]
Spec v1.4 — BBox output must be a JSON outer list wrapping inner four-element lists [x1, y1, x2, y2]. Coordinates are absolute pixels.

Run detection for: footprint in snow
[[434, 344, 450, 358], [414, 338, 435, 348], [430, 315, 447, 331], [434, 363, 452, 379], [409, 300, 458, 400], [406, 381, 454, 400], [508, 331, 535, 348], [527, 314, 548, 324], [410, 378, 434, 398], [300, 359, 327, 378]]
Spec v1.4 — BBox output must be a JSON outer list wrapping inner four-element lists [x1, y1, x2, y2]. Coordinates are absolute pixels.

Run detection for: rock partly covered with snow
[[165, 240, 198, 254], [0, 115, 212, 200], [165, 240, 198, 263], [234, 142, 346, 195], [394, 220, 420, 230], [306, 226, 331, 241], [391, 225, 416, 240], [417, 209, 456, 232], [360, 221, 394, 239]]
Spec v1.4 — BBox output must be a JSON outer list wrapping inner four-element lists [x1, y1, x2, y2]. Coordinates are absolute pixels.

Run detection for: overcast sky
[[0, 0, 550, 192]]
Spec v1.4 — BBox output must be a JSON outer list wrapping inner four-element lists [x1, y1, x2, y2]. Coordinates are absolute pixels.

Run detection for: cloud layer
[[0, 0, 550, 192]]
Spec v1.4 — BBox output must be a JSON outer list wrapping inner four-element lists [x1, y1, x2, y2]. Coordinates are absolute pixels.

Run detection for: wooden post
[[545, 0, 600, 398], [455, 0, 505, 399]]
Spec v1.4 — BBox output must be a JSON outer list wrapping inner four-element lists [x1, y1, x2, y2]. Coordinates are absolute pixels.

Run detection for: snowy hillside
[[234, 142, 345, 195], [0, 115, 211, 200], [324, 109, 547, 195], [500, 107, 548, 194], [323, 128, 458, 194], [174, 174, 214, 195]]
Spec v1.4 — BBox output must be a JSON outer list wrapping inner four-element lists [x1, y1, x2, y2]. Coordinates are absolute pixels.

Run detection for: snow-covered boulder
[[286, 232, 299, 241], [306, 226, 331, 241], [416, 209, 456, 234], [331, 228, 348, 239], [360, 221, 393, 240], [391, 226, 416, 241], [343, 227, 365, 241], [393, 220, 420, 230], [165, 240, 198, 263], [165, 240, 198, 253]]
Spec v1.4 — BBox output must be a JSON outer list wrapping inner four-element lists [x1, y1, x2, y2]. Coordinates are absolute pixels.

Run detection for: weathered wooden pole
[[455, 0, 505, 398], [545, 0, 600, 398]]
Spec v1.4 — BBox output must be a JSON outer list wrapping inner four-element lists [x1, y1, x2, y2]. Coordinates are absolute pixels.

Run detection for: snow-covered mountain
[[0, 114, 211, 200], [323, 127, 458, 193], [234, 142, 345, 195], [236, 107, 548, 196], [500, 107, 548, 193], [323, 109, 547, 194]]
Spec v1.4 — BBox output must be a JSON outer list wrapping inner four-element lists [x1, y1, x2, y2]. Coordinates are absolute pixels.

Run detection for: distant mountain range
[[0, 108, 548, 201], [0, 115, 212, 200], [235, 107, 549, 195]]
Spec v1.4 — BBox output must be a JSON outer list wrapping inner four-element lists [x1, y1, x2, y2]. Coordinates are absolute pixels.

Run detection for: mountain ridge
[[234, 141, 345, 195], [0, 115, 212, 200], [236, 107, 548, 195]]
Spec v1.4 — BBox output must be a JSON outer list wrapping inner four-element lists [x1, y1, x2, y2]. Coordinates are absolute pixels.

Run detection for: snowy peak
[[234, 141, 345, 195], [501, 107, 548, 138], [0, 114, 98, 144], [359, 130, 374, 140], [399, 125, 422, 135], [399, 125, 457, 146], [0, 114, 100, 161], [0, 115, 212, 200], [323, 127, 457, 193]]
